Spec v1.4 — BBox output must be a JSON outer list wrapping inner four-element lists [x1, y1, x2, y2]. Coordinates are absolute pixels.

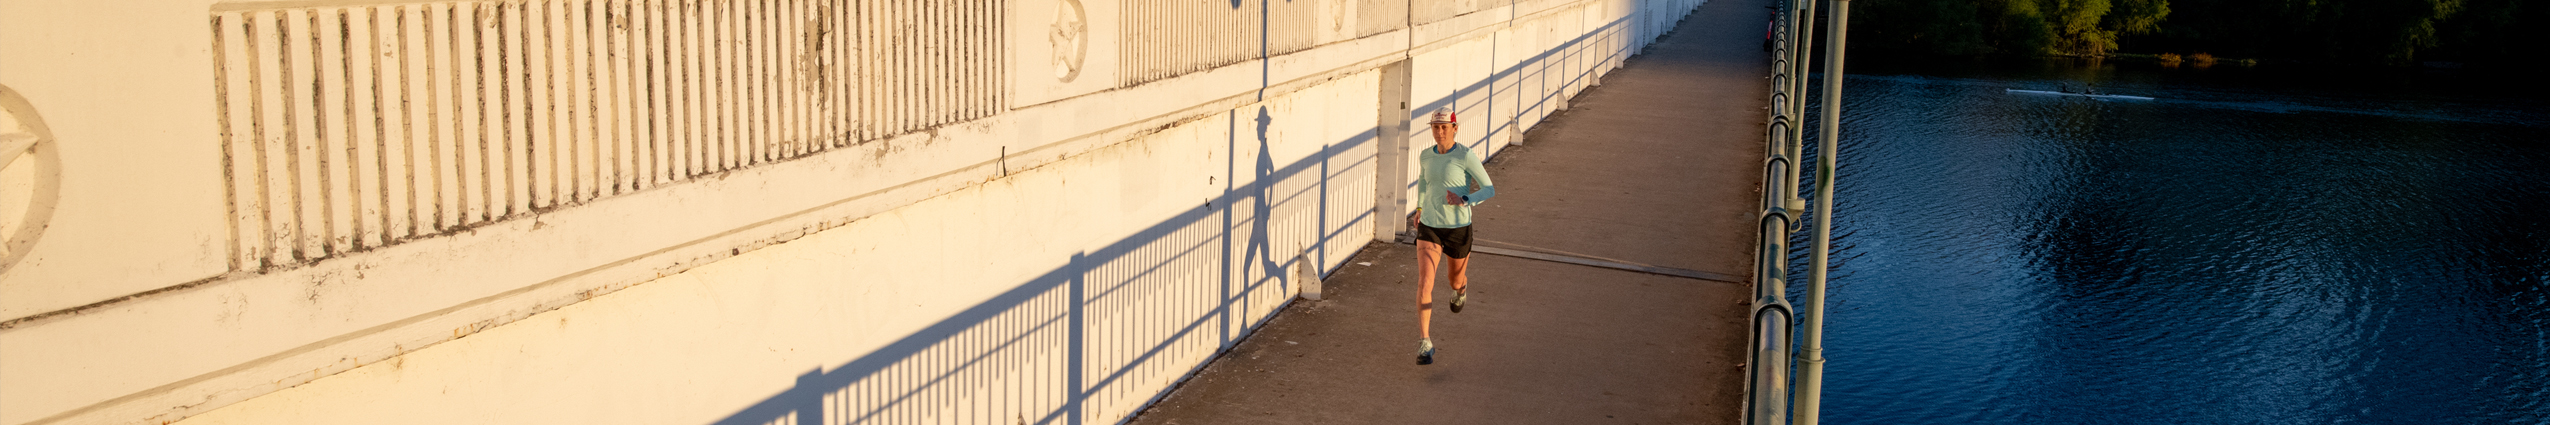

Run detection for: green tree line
[[1848, 0, 2550, 66]]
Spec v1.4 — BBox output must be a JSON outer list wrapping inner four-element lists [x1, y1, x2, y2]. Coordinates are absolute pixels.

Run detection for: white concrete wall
[[0, 1, 1702, 424]]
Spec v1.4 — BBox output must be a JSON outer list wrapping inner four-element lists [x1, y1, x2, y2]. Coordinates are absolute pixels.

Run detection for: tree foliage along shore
[[1849, 0, 2550, 66]]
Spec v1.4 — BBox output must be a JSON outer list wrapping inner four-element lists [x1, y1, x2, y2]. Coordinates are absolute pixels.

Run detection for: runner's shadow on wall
[[710, 107, 1374, 425], [703, 7, 1653, 423]]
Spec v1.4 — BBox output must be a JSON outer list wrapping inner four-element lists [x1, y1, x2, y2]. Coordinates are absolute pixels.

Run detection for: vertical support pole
[[1791, 0, 1814, 120], [1373, 60, 1413, 243], [1795, 0, 1849, 424], [1786, 0, 1815, 207]]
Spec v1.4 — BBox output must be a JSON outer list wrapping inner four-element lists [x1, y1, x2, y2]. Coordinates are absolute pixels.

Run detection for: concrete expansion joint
[[1397, 238, 1743, 284]]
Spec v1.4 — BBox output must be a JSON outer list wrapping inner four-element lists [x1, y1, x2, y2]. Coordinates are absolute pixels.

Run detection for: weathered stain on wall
[[210, 0, 1004, 270], [1355, 0, 1412, 37]]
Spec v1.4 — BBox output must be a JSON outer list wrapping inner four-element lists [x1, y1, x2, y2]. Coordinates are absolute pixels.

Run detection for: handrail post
[[1792, 0, 1815, 124], [1782, 0, 1816, 216], [1794, 0, 1849, 424]]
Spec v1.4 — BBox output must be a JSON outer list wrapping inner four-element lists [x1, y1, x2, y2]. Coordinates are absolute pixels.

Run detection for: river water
[[1796, 60, 2549, 424]]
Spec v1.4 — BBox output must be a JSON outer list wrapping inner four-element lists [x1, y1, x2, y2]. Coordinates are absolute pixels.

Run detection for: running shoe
[[1417, 339, 1436, 365], [1450, 290, 1468, 313]]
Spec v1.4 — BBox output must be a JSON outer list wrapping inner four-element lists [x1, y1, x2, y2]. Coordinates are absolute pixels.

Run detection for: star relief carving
[[0, 85, 60, 271], [1049, 0, 1087, 81]]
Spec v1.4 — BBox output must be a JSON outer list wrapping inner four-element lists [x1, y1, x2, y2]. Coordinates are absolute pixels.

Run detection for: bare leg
[[1449, 257, 1469, 293], [1417, 240, 1441, 340]]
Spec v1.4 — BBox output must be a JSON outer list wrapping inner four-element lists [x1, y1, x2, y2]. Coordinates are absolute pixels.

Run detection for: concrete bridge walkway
[[1127, 0, 1774, 422]]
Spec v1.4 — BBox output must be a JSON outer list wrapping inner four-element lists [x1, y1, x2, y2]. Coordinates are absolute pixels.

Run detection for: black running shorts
[[1415, 224, 1474, 259]]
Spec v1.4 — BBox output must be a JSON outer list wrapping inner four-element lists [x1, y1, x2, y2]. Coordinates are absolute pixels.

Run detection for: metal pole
[[1784, 0, 1816, 209], [1791, 0, 1813, 114], [1794, 0, 1847, 423]]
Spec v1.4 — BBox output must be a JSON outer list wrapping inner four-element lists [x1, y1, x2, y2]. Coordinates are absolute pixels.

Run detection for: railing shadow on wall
[[706, 5, 1692, 425], [1413, 9, 1651, 158], [709, 106, 1375, 425]]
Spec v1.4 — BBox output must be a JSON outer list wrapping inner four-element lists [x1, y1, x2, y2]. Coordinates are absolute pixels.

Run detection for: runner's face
[[1430, 123, 1456, 148]]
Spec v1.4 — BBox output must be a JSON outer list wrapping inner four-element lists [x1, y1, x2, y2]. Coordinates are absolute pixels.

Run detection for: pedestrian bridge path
[[1128, 0, 1773, 421]]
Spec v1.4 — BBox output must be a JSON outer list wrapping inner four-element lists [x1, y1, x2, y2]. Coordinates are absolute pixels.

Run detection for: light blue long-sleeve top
[[1417, 143, 1496, 228]]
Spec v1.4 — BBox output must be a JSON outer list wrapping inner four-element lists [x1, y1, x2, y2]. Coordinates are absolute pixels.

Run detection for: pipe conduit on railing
[[1746, 0, 1846, 423]]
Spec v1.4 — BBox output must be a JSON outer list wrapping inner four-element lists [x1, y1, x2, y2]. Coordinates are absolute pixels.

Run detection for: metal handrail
[[1741, 1, 1802, 423], [1744, 0, 1845, 424]]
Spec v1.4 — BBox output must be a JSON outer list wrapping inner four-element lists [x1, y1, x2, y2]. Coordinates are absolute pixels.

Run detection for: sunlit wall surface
[[0, 1, 1701, 424]]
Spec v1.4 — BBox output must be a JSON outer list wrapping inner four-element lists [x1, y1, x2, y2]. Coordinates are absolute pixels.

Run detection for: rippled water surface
[[1798, 61, 2550, 424]]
